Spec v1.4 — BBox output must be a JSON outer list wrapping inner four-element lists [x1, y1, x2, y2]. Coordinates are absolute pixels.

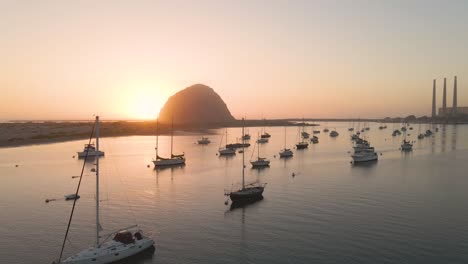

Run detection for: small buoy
[[216, 153, 218, 156], [45, 199, 49, 203], [380, 153, 383, 156], [224, 201, 228, 205], [72, 155, 75, 158], [292, 172, 295, 177], [15, 164, 18, 167], [274, 155, 276, 158], [147, 165, 150, 168], [91, 168, 96, 172]]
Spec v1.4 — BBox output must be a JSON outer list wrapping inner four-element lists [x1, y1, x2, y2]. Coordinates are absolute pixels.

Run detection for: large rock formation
[[158, 84, 235, 125]]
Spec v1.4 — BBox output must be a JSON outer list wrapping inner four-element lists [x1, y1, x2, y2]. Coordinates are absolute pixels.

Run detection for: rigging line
[[58, 119, 95, 262], [105, 139, 138, 226]]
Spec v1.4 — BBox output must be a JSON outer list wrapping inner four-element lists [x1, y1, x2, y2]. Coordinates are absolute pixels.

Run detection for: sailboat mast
[[284, 126, 286, 149], [171, 115, 174, 156], [242, 118, 245, 190], [257, 132, 260, 159], [155, 118, 159, 160], [95, 116, 100, 247]]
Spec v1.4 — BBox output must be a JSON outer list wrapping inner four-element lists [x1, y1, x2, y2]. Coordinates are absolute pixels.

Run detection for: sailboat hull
[[230, 187, 264, 202], [61, 238, 154, 264], [153, 158, 185, 167]]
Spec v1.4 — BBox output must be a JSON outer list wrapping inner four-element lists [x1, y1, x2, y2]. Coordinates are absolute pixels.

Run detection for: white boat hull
[[61, 238, 154, 264]]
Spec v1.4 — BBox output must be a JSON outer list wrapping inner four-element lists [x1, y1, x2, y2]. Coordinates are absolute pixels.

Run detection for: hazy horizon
[[1, 0, 467, 120]]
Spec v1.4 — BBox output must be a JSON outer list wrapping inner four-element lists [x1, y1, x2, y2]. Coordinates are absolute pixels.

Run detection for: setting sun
[[128, 93, 165, 120]]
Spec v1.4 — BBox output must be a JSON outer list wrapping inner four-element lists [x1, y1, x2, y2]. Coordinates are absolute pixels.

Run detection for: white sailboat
[[279, 127, 293, 158], [54, 116, 154, 264], [250, 133, 270, 167], [153, 118, 185, 167]]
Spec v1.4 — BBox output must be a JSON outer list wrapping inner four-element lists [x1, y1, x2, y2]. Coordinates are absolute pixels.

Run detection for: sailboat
[[226, 119, 266, 202], [197, 136, 211, 145], [242, 128, 251, 140], [260, 119, 271, 139], [218, 128, 236, 155], [279, 127, 293, 158], [250, 133, 270, 167], [153, 118, 185, 167], [54, 116, 154, 264], [296, 125, 309, 149]]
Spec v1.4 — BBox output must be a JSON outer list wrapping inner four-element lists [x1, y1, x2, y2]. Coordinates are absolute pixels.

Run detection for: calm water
[[1, 122, 468, 264]]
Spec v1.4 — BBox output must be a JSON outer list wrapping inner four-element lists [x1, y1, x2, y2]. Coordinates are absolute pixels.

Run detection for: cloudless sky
[[1, 0, 467, 120]]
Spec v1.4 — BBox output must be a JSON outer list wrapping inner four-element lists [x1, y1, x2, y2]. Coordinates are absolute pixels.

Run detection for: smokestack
[[452, 76, 457, 115], [432, 79, 436, 118], [442, 77, 447, 116]]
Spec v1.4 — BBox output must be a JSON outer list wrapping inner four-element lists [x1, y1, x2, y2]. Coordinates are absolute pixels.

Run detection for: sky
[[1, 0, 467, 120]]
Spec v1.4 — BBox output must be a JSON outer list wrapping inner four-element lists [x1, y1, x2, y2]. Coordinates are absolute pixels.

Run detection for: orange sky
[[1, 1, 467, 120]]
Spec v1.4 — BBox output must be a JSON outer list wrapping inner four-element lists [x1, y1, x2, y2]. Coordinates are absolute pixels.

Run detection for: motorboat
[[77, 143, 104, 158], [197, 137, 211, 145], [401, 139, 413, 151]]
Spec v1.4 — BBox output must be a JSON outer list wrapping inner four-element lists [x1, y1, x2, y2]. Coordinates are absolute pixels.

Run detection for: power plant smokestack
[[432, 79, 436, 118], [452, 76, 457, 115], [442, 78, 447, 116]]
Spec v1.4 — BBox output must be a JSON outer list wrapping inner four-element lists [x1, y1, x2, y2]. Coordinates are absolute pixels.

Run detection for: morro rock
[[158, 84, 235, 125]]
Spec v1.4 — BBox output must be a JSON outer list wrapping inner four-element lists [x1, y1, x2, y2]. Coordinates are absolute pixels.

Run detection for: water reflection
[[113, 245, 156, 264], [452, 125, 458, 151], [351, 160, 378, 169], [229, 196, 264, 211]]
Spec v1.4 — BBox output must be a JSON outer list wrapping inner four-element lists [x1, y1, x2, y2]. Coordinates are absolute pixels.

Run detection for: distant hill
[[158, 84, 235, 125]]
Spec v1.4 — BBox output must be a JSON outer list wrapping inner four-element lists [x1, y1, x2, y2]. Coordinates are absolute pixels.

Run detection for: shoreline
[[1, 119, 466, 148]]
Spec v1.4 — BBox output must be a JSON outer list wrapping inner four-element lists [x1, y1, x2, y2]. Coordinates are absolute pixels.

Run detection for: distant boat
[[329, 130, 339, 137], [153, 118, 185, 167], [260, 119, 271, 139], [296, 123, 309, 149], [424, 129, 433, 137], [348, 128, 354, 131], [352, 137, 378, 163], [401, 139, 413, 151], [313, 130, 320, 134], [225, 119, 266, 203], [77, 143, 104, 158], [301, 131, 310, 139], [54, 116, 154, 264], [352, 151, 378, 163], [260, 132, 271, 139], [226, 142, 250, 149], [279, 127, 293, 158], [418, 134, 425, 139], [311, 135, 319, 144], [250, 133, 270, 167], [219, 128, 236, 155], [197, 137, 211, 145], [323, 128, 329, 133], [257, 137, 269, 143], [64, 194, 80, 201], [242, 128, 251, 140], [392, 129, 401, 136]]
